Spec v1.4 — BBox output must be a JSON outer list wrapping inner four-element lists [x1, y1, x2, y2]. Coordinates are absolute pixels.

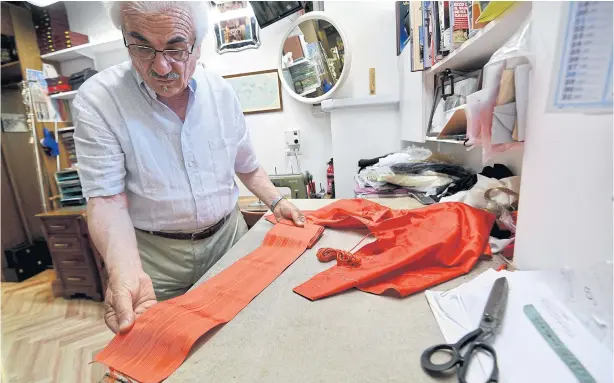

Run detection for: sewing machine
[[269, 172, 312, 199]]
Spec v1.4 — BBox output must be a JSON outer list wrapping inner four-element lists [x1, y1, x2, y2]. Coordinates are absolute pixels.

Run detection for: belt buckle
[[191, 231, 198, 241]]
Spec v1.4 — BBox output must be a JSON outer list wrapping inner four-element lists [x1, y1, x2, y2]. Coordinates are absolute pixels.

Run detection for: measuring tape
[[523, 304, 596, 383]]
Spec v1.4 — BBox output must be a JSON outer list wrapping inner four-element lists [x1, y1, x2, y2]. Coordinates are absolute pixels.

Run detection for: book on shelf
[[449, 1, 470, 48], [422, 1, 433, 69], [409, 1, 424, 71], [438, 1, 451, 53]]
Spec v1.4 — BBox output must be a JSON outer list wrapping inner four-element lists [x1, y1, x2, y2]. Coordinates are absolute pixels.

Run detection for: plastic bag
[[465, 19, 533, 163]]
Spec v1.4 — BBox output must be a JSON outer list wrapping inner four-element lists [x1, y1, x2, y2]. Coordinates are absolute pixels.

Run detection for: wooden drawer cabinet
[[42, 218, 80, 235], [48, 235, 82, 252], [38, 211, 104, 301], [54, 251, 88, 269]]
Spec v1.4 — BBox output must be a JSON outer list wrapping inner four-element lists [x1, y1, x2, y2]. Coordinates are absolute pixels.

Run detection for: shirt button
[[188, 161, 195, 168]]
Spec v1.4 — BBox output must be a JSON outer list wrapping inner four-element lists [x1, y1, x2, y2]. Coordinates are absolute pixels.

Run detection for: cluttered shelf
[[49, 90, 77, 100], [425, 136, 466, 145], [426, 2, 532, 74]]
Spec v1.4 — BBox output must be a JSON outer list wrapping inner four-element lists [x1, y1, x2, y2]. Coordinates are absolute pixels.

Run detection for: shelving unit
[[414, 2, 533, 146], [426, 2, 532, 75], [49, 90, 77, 100], [40, 38, 124, 62]]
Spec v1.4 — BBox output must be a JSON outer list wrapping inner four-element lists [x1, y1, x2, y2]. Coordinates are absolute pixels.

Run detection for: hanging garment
[[95, 223, 324, 383], [277, 200, 495, 300]]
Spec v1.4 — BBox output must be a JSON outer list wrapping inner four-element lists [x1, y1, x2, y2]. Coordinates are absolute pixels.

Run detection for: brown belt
[[136, 212, 232, 241]]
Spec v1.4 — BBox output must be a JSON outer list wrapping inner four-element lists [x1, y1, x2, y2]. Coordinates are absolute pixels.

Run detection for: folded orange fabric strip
[[267, 200, 495, 300], [95, 223, 324, 383]]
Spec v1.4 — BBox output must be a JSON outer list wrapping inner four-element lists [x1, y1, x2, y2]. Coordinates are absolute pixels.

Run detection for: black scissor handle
[[457, 342, 499, 383], [420, 328, 483, 374], [420, 343, 461, 372]]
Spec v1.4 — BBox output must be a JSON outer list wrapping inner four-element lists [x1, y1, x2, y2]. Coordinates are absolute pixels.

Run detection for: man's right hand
[[104, 272, 157, 333]]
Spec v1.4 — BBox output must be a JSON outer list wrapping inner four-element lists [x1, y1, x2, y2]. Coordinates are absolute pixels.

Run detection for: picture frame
[[213, 1, 261, 54], [223, 69, 283, 115]]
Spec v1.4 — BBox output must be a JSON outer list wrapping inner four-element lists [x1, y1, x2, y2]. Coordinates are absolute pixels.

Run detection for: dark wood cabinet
[[38, 208, 105, 301]]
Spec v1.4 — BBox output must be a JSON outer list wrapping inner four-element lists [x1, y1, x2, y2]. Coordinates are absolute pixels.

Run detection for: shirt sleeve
[[73, 95, 126, 198], [233, 97, 260, 174]]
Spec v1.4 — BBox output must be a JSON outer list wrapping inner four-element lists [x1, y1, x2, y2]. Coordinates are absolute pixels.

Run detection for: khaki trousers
[[134, 206, 249, 301]]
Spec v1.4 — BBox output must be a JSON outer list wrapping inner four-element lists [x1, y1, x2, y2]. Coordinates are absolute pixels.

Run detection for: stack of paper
[[425, 268, 612, 382]]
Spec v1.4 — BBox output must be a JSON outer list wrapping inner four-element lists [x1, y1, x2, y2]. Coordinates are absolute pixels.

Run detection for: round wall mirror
[[278, 12, 351, 104]]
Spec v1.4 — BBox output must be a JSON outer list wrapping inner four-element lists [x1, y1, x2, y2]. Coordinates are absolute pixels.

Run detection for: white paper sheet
[[425, 269, 613, 383], [547, 2, 613, 113]]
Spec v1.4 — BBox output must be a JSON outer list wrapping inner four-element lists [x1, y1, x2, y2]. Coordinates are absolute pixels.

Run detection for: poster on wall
[[396, 1, 411, 55], [547, 1, 613, 114], [223, 69, 283, 114], [213, 1, 261, 54]]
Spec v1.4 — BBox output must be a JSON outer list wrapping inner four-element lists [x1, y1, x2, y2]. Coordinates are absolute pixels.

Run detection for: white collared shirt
[[73, 61, 259, 231]]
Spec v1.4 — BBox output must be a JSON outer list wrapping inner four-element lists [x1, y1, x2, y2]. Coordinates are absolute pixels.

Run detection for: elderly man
[[74, 1, 304, 334]]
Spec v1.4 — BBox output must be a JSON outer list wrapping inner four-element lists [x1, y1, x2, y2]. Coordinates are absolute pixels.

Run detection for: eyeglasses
[[123, 35, 195, 63]]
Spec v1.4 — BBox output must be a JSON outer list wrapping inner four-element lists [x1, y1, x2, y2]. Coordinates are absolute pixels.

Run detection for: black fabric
[[358, 155, 389, 172], [480, 164, 513, 180], [441, 175, 478, 197], [490, 223, 513, 239]]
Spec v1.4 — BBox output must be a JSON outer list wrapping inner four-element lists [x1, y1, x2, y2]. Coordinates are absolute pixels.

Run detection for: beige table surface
[[169, 198, 502, 382]]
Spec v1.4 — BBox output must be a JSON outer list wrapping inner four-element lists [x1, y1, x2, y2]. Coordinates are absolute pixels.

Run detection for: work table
[[168, 198, 503, 382]]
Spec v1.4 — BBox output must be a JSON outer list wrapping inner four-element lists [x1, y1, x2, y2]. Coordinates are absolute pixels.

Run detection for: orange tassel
[[316, 248, 362, 267], [315, 233, 372, 267]]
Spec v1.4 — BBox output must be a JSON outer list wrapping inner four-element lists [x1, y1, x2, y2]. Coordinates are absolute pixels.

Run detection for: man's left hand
[[273, 199, 305, 227]]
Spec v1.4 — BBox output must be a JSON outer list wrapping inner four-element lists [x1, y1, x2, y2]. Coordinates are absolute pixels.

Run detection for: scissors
[[421, 277, 509, 383]]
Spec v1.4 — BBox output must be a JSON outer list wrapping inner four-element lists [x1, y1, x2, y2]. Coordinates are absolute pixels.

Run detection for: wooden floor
[[1, 270, 113, 383]]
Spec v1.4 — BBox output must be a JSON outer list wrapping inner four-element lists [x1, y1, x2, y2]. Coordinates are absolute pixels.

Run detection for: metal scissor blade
[[479, 277, 509, 334]]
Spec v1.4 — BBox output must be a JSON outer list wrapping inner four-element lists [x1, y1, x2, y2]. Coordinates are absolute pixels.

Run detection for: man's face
[[122, 6, 200, 97]]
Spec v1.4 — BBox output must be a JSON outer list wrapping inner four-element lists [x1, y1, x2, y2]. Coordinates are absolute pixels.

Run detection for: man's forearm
[[86, 193, 143, 276], [236, 166, 280, 207]]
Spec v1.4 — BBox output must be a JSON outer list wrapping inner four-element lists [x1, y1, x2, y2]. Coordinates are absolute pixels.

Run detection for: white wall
[[513, 2, 613, 270], [201, 16, 331, 195], [63, 2, 332, 195], [324, 1, 402, 198]]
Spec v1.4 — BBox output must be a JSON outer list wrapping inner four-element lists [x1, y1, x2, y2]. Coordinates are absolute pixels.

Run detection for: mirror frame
[[277, 11, 352, 105]]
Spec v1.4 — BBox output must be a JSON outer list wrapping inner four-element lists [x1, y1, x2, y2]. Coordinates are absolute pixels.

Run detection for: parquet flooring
[[1, 270, 113, 383]]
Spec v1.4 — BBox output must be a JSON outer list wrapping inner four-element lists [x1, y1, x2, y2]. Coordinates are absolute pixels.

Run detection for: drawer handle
[[50, 225, 67, 230], [54, 243, 70, 248], [67, 277, 84, 282], [61, 260, 78, 264]]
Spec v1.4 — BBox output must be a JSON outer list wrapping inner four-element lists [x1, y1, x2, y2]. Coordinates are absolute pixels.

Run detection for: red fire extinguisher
[[326, 158, 335, 197]]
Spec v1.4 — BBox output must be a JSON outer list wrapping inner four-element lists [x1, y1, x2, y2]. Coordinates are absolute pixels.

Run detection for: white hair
[[106, 1, 210, 45]]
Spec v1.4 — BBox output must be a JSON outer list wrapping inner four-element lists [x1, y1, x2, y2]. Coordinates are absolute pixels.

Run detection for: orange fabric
[[267, 200, 495, 300], [96, 200, 493, 382], [94, 223, 324, 383]]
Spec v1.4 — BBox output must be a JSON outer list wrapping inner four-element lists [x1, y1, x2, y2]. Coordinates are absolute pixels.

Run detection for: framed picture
[[213, 1, 261, 54], [224, 69, 283, 115]]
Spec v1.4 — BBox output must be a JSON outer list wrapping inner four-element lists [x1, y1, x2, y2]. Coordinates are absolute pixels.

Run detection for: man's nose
[[151, 52, 172, 76]]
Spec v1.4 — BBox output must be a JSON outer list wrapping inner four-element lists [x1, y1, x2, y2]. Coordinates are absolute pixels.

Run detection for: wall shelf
[[321, 95, 399, 112], [40, 38, 124, 62], [426, 2, 532, 75], [49, 90, 77, 100], [425, 136, 467, 145]]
